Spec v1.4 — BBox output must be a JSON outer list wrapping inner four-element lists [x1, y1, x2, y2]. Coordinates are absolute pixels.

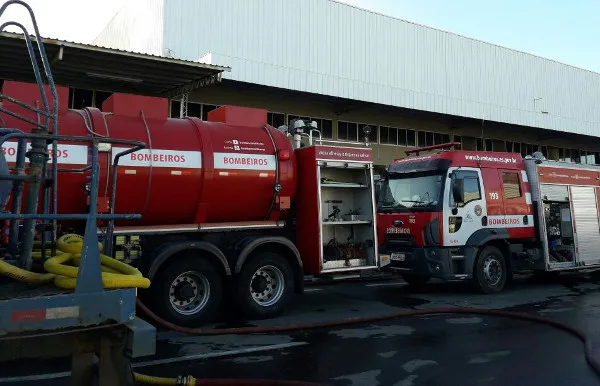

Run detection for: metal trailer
[[0, 2, 155, 385]]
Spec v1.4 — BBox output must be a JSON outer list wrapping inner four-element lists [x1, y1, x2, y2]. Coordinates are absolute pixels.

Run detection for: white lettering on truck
[[2, 142, 88, 165], [111, 147, 202, 169], [214, 152, 276, 171]]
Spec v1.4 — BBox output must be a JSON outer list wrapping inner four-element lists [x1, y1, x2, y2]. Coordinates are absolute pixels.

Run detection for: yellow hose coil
[[0, 233, 150, 290]]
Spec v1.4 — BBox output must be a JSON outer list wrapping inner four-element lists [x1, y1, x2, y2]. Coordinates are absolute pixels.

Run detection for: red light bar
[[405, 142, 461, 156]]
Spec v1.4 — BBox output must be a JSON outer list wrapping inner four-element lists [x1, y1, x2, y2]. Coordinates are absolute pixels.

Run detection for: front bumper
[[380, 247, 470, 280]]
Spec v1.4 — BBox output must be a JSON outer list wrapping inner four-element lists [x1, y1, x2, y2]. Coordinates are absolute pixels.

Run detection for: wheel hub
[[483, 257, 502, 286], [175, 281, 195, 300], [250, 265, 285, 307], [251, 275, 268, 293], [169, 271, 210, 315]]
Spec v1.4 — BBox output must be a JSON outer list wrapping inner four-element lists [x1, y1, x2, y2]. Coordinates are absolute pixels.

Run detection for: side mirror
[[374, 181, 382, 203], [451, 178, 464, 205]]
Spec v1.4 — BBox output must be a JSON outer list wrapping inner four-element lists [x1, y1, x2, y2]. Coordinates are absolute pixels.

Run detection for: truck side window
[[502, 172, 522, 199], [463, 177, 481, 204], [450, 170, 481, 207]]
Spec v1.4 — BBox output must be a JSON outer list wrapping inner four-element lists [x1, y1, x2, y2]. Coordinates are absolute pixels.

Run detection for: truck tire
[[234, 252, 294, 320], [401, 273, 430, 287], [473, 246, 507, 294], [151, 256, 223, 327]]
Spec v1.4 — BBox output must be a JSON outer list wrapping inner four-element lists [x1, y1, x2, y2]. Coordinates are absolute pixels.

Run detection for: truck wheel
[[473, 246, 507, 294], [235, 252, 294, 320], [401, 273, 430, 286], [152, 256, 223, 327]]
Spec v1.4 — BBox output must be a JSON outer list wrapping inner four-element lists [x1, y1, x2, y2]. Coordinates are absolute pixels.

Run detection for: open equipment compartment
[[540, 184, 576, 268], [295, 144, 378, 275], [532, 159, 600, 270]]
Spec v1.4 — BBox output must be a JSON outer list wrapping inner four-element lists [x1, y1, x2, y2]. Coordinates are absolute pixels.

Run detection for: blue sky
[[343, 0, 600, 72], [3, 0, 600, 72]]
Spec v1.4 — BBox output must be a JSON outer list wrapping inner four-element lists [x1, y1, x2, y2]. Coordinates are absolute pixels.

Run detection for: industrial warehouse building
[[86, 0, 600, 168]]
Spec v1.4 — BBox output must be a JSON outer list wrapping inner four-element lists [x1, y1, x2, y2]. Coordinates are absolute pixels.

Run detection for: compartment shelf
[[294, 144, 378, 276], [321, 183, 369, 189], [322, 220, 371, 225]]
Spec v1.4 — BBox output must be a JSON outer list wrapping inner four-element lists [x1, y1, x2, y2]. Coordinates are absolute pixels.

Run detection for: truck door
[[443, 168, 486, 246], [497, 169, 535, 238], [498, 169, 528, 216]]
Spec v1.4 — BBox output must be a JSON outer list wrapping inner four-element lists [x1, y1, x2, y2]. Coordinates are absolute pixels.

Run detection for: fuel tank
[[0, 82, 297, 226]]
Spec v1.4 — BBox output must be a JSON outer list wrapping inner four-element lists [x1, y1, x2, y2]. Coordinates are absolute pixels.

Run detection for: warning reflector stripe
[[10, 306, 79, 323], [10, 309, 45, 322]]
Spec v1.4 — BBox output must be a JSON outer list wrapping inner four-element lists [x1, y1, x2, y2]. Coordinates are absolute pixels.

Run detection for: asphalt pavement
[[2, 273, 600, 385]]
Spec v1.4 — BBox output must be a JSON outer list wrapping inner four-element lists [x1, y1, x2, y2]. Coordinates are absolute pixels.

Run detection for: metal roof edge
[[0, 31, 232, 73]]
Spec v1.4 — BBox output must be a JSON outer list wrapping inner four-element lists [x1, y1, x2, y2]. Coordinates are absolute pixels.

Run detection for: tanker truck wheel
[[234, 252, 294, 320], [151, 256, 223, 327]]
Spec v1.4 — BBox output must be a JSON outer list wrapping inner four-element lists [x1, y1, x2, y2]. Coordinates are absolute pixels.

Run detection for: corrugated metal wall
[[93, 0, 164, 56], [98, 0, 600, 137]]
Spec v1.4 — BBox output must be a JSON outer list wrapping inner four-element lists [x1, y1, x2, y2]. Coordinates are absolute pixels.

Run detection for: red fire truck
[[0, 80, 383, 327], [377, 143, 600, 294]]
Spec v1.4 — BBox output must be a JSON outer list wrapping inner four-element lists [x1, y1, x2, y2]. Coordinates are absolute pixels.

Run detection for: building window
[[202, 104, 218, 120], [69, 88, 112, 109], [320, 119, 333, 139], [485, 139, 493, 151], [379, 126, 395, 145], [288, 115, 333, 139], [363, 125, 378, 143], [169, 100, 202, 118], [416, 131, 450, 147], [337, 121, 358, 142], [379, 126, 414, 147], [187, 102, 201, 118], [453, 135, 462, 150], [502, 172, 522, 199], [336, 121, 377, 142], [268, 112, 285, 128], [406, 130, 416, 147]]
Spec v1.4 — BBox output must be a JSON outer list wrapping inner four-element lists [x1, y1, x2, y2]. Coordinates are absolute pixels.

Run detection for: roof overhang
[[0, 32, 231, 98]]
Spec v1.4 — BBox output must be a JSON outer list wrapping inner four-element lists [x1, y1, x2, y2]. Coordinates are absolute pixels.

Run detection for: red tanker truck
[[0, 81, 384, 326]]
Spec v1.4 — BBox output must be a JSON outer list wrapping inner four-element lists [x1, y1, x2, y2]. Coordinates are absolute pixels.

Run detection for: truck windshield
[[377, 172, 444, 212]]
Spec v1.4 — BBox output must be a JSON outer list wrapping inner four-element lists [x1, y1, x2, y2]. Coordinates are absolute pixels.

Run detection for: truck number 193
[[489, 192, 499, 200]]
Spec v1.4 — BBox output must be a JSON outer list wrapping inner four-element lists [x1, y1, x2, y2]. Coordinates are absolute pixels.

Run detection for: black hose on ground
[[136, 299, 600, 380]]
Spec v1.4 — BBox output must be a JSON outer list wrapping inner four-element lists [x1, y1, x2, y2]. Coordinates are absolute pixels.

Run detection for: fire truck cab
[[377, 143, 600, 294]]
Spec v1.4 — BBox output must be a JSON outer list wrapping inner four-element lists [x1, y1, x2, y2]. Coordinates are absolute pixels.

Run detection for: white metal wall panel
[[94, 0, 600, 137], [93, 0, 164, 56]]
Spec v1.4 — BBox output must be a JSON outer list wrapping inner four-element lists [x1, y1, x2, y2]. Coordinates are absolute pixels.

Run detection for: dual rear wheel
[[149, 252, 294, 327]]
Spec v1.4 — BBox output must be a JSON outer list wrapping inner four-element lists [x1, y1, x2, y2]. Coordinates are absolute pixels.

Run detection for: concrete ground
[[2, 273, 600, 385]]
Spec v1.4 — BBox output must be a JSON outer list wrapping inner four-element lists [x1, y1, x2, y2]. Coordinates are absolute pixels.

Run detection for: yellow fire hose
[[0, 234, 199, 385]]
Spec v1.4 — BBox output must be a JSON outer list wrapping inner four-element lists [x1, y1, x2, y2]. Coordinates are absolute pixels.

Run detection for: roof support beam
[[164, 72, 223, 99]]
